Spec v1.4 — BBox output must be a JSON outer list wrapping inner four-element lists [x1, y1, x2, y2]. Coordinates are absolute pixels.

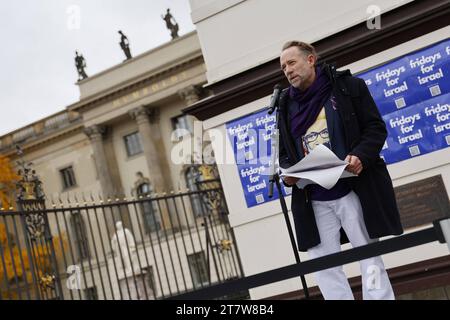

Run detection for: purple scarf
[[289, 66, 332, 139]]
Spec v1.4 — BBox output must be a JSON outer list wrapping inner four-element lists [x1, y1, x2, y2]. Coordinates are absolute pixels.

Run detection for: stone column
[[84, 125, 127, 230], [178, 85, 204, 164], [84, 125, 116, 197], [129, 106, 171, 193], [130, 107, 177, 231]]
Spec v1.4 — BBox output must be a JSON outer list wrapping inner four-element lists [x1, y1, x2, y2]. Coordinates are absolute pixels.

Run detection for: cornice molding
[[70, 55, 204, 113]]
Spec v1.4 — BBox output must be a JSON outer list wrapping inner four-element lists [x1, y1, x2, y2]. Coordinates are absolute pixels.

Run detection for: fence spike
[[81, 192, 87, 205], [90, 190, 95, 203], [50, 194, 57, 208], [58, 194, 63, 207], [74, 193, 80, 206], [66, 193, 72, 207]]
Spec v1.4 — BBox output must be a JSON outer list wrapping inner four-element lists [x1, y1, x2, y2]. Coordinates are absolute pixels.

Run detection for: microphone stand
[[268, 88, 310, 299]]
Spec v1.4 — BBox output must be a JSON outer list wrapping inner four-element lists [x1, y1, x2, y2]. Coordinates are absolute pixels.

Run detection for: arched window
[[137, 182, 161, 233]]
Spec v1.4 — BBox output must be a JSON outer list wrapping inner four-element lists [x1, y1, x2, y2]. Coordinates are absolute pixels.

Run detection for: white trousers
[[307, 191, 395, 300]]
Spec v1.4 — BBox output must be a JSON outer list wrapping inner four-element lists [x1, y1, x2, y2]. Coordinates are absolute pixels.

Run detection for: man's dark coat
[[278, 63, 404, 252]]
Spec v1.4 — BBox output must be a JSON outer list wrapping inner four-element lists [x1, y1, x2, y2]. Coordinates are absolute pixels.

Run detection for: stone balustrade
[[0, 111, 82, 152]]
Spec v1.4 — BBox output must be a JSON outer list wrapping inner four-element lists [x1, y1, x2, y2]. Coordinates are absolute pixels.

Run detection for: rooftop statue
[[162, 8, 179, 40]]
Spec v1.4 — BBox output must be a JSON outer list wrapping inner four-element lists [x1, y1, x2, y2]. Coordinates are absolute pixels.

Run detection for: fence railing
[[169, 218, 450, 300], [0, 181, 245, 300]]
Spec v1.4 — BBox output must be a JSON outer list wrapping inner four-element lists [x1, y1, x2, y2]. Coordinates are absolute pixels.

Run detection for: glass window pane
[[60, 166, 76, 189], [124, 132, 143, 156]]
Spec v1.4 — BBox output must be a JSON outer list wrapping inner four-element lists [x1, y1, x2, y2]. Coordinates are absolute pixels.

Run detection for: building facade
[[1, 31, 207, 206], [0, 31, 244, 300]]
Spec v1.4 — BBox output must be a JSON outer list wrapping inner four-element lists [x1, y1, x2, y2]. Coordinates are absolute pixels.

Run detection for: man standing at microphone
[[278, 41, 403, 300]]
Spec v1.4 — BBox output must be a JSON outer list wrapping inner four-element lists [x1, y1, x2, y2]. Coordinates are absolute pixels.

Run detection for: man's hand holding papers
[[279, 144, 356, 190]]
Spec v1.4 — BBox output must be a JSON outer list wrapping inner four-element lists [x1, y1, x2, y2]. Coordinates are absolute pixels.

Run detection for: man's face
[[280, 47, 316, 91]]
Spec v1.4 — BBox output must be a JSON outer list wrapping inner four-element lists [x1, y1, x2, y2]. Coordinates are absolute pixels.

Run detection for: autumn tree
[[0, 221, 68, 299], [0, 155, 68, 299], [0, 155, 19, 209]]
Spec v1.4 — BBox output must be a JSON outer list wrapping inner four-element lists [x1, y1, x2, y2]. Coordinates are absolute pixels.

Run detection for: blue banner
[[381, 93, 450, 163], [226, 110, 291, 208], [358, 38, 450, 164]]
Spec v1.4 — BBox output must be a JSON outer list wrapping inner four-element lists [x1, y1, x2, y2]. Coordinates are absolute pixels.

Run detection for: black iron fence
[[0, 179, 245, 300], [170, 218, 450, 300]]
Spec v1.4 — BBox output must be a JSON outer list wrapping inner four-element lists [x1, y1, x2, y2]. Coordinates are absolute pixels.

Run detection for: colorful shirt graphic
[[301, 107, 330, 155]]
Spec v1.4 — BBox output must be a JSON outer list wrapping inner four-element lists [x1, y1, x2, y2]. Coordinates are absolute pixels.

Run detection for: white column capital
[[84, 125, 107, 141], [129, 106, 160, 124], [178, 85, 201, 106]]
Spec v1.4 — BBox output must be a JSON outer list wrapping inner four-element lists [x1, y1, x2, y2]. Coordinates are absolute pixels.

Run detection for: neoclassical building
[[0, 31, 243, 300], [1, 31, 206, 207]]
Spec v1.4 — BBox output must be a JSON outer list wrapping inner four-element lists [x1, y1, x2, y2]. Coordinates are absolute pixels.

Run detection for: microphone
[[268, 84, 282, 114]]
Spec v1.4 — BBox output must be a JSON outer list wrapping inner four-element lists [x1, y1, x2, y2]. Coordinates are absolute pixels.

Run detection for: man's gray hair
[[282, 41, 318, 61]]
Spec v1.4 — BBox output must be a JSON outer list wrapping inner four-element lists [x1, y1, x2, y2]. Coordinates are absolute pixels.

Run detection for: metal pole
[[17, 202, 41, 300], [268, 87, 310, 299]]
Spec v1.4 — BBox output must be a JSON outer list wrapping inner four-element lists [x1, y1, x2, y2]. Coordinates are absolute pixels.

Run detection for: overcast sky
[[0, 0, 195, 136]]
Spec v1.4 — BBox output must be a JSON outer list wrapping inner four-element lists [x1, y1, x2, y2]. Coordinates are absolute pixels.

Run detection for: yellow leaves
[[0, 222, 68, 299], [0, 222, 30, 284], [0, 223, 7, 246], [0, 193, 12, 209], [0, 155, 19, 182], [0, 155, 19, 209], [0, 245, 29, 281]]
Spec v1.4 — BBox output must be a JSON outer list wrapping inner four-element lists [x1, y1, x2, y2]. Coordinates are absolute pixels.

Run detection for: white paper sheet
[[279, 144, 356, 190]]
